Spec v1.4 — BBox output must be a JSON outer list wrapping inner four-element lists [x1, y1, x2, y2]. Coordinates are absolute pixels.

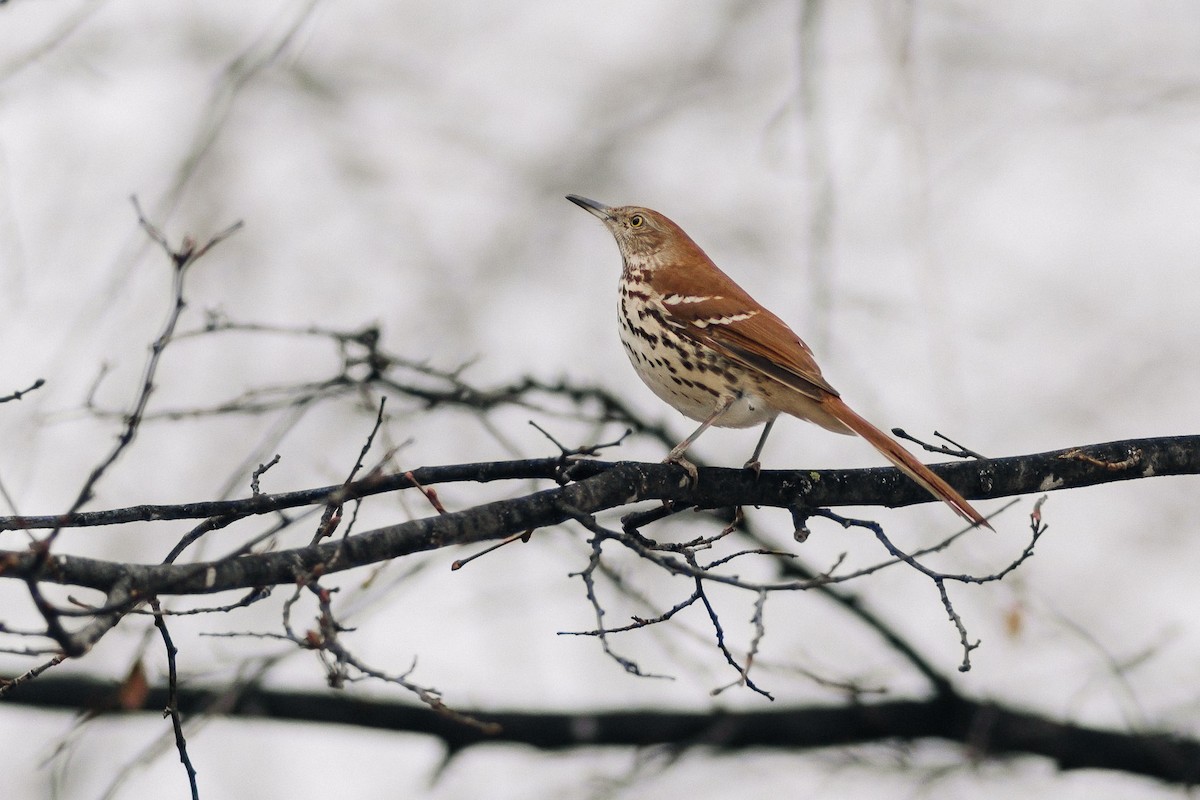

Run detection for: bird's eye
[[629, 214, 644, 228]]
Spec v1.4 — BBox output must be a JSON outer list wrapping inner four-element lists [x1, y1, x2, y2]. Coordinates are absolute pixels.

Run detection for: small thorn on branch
[[251, 455, 282, 496], [450, 529, 534, 571], [404, 471, 447, 514], [0, 379, 45, 404], [892, 427, 988, 460], [130, 194, 244, 270], [528, 420, 632, 459]]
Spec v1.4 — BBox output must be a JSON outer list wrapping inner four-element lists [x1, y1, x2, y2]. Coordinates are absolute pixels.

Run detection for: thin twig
[[151, 599, 199, 799], [0, 378, 45, 403]]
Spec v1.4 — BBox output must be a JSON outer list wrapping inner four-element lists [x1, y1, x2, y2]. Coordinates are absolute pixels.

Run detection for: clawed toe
[[663, 453, 699, 485]]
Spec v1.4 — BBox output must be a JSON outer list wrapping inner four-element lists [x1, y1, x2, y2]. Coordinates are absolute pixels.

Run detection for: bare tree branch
[[0, 378, 45, 404], [0, 436, 1193, 599], [7, 676, 1199, 786]]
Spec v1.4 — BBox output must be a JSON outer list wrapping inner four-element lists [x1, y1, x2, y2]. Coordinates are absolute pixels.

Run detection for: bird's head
[[566, 195, 685, 266]]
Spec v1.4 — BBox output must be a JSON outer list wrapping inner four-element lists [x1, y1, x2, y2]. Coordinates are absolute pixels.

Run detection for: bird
[[566, 194, 990, 528]]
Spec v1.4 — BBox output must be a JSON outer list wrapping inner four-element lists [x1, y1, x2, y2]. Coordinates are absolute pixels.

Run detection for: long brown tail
[[821, 396, 991, 529]]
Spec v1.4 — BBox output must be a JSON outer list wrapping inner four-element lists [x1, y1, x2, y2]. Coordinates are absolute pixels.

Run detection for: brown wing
[[652, 259, 840, 401], [642, 214, 990, 528]]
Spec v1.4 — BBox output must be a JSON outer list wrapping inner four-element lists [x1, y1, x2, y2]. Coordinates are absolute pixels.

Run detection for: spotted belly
[[617, 296, 776, 429]]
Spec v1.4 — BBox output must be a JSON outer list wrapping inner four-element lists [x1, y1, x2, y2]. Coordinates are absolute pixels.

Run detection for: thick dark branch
[[0, 459, 558, 531], [7, 676, 1199, 785], [2, 435, 1193, 533], [0, 462, 656, 595], [0, 436, 1194, 596]]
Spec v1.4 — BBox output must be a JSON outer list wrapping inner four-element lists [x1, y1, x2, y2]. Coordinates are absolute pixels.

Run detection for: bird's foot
[[663, 451, 699, 486], [742, 458, 763, 479]]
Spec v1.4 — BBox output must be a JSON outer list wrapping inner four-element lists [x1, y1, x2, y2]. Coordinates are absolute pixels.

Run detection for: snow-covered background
[[1, 1, 1198, 797]]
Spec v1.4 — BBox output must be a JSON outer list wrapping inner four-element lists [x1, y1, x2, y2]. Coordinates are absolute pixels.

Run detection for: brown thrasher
[[566, 194, 989, 528]]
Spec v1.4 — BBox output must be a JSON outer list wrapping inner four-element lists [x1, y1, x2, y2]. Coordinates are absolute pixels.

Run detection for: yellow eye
[[629, 214, 644, 227]]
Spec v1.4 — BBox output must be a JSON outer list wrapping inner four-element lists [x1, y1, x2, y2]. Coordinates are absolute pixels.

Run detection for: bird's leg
[[743, 417, 776, 476], [665, 395, 737, 484]]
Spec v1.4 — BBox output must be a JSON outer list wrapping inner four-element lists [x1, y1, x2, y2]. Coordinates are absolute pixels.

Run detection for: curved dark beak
[[566, 194, 612, 220]]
